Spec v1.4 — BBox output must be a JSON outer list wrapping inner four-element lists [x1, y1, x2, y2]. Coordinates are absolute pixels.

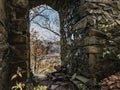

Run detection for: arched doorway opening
[[29, 5, 61, 77]]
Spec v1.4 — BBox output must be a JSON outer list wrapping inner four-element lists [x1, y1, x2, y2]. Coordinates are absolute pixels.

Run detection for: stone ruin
[[0, 0, 120, 89]]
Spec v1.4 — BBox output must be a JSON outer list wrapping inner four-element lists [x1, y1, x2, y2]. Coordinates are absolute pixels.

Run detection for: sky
[[30, 5, 60, 42]]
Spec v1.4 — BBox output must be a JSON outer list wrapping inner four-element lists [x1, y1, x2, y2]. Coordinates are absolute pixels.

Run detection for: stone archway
[[3, 0, 64, 89], [0, 0, 120, 90]]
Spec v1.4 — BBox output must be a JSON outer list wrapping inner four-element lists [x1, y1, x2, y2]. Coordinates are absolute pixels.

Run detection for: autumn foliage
[[99, 73, 120, 90]]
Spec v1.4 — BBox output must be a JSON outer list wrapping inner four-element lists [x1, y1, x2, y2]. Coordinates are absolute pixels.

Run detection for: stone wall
[[61, 0, 120, 81], [0, 0, 120, 89], [5, 0, 29, 89], [0, 0, 9, 89]]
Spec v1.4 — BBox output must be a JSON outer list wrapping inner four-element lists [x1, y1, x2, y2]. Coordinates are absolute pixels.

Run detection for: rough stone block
[[85, 0, 112, 4], [14, 45, 28, 60], [12, 0, 29, 8], [0, 58, 2, 62], [77, 36, 106, 46], [0, 33, 6, 42], [85, 36, 99, 45], [11, 19, 27, 32], [0, 44, 8, 52], [0, 0, 5, 23], [89, 29, 107, 38], [7, 45, 28, 62], [113, 36, 120, 43], [15, 9, 27, 19], [86, 46, 102, 54], [9, 34, 28, 44], [73, 17, 87, 31]]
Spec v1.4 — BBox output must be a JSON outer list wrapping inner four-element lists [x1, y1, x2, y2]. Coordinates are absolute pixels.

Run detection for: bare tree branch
[[30, 5, 60, 37], [33, 20, 60, 36], [30, 8, 53, 22]]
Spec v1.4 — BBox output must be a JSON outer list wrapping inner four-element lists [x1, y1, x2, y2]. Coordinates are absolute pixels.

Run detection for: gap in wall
[[29, 4, 61, 78]]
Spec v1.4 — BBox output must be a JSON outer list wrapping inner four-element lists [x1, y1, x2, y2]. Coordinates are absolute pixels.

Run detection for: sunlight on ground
[[33, 85, 47, 90], [31, 52, 61, 77]]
